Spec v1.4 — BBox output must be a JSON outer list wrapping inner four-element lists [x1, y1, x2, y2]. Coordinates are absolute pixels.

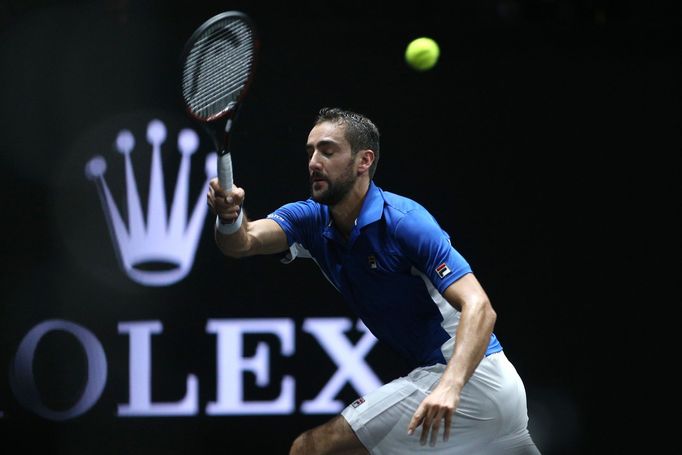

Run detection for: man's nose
[[308, 151, 322, 172]]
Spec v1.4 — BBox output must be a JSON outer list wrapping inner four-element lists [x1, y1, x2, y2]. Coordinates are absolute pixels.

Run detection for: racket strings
[[186, 53, 252, 117], [183, 24, 253, 84], [182, 20, 255, 119], [183, 40, 252, 115], [186, 27, 252, 90], [187, 54, 251, 109]]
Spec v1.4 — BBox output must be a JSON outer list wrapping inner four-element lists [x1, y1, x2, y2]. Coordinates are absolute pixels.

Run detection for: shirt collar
[[356, 180, 384, 230], [322, 181, 385, 243]]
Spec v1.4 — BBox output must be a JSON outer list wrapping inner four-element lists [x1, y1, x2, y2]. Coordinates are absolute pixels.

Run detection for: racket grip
[[218, 152, 234, 193], [217, 152, 240, 228]]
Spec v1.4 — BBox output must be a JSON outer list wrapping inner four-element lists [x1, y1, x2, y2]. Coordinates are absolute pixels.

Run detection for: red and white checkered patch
[[351, 397, 365, 408], [435, 262, 451, 278]]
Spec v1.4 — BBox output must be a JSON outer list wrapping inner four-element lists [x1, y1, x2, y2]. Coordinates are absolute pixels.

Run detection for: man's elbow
[[221, 248, 250, 259], [215, 237, 252, 259], [483, 299, 497, 330]]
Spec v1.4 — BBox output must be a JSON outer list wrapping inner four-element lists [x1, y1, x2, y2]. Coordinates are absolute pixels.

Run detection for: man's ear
[[356, 149, 375, 175]]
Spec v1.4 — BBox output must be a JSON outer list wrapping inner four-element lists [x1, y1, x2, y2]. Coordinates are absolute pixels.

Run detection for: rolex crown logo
[[85, 119, 217, 286]]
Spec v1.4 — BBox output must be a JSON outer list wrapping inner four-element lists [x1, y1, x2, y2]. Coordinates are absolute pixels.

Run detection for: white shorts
[[341, 351, 538, 454]]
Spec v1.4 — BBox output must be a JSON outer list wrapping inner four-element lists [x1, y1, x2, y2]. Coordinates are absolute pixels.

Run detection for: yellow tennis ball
[[405, 37, 440, 71]]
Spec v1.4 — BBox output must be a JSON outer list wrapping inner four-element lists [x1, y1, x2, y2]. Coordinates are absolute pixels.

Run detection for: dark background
[[0, 0, 679, 453]]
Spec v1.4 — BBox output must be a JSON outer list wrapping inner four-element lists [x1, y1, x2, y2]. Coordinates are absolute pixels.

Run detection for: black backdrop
[[0, 1, 679, 453]]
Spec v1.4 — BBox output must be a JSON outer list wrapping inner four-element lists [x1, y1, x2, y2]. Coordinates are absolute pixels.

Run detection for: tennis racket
[[180, 11, 259, 223]]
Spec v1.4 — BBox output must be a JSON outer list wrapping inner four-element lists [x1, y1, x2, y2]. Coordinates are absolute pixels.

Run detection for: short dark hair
[[314, 107, 380, 178]]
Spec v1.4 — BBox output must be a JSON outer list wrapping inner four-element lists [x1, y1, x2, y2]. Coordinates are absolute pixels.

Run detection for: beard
[[310, 161, 356, 206]]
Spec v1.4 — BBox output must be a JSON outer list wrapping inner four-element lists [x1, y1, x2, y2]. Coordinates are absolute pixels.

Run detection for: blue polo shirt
[[267, 181, 502, 368]]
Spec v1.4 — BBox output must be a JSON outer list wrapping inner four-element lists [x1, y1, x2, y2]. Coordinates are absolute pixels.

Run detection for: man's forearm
[[215, 213, 251, 258]]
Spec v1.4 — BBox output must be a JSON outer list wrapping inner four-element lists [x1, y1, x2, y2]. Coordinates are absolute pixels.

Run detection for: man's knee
[[289, 415, 366, 455], [289, 430, 314, 455]]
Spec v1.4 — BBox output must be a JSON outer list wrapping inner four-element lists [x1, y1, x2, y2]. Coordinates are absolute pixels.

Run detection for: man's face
[[306, 122, 357, 205]]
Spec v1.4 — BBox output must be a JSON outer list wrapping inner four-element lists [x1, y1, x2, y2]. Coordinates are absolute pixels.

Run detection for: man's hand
[[407, 382, 460, 447], [207, 178, 245, 223]]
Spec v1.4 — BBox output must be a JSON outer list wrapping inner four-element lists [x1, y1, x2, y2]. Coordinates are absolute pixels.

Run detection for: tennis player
[[207, 107, 541, 454]]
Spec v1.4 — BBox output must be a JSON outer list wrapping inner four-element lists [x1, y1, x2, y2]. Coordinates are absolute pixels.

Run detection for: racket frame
[[180, 11, 259, 226]]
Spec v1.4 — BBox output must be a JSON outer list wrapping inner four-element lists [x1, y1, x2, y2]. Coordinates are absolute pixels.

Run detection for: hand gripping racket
[[180, 11, 258, 224]]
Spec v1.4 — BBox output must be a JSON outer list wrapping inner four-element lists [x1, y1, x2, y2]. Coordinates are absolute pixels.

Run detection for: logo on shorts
[[351, 397, 365, 408], [435, 262, 451, 279], [368, 255, 377, 269]]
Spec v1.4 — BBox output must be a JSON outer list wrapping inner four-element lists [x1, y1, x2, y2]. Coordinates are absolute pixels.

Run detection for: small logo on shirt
[[351, 397, 365, 408], [267, 213, 285, 223], [368, 255, 377, 269], [436, 262, 451, 278]]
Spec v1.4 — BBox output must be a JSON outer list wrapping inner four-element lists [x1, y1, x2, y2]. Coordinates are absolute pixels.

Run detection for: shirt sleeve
[[266, 199, 319, 254], [394, 207, 472, 294]]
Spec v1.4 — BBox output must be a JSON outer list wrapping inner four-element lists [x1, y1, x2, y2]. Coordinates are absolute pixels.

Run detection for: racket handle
[[218, 152, 234, 193], [217, 152, 241, 228], [218, 152, 241, 228]]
